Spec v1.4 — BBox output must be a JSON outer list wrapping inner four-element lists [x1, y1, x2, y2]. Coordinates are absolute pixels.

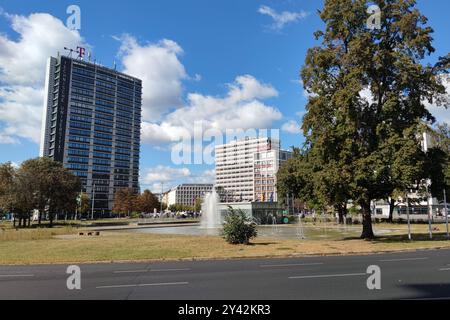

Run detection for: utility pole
[[160, 182, 164, 215], [406, 194, 412, 241], [91, 183, 95, 220], [444, 188, 449, 239], [426, 183, 432, 240]]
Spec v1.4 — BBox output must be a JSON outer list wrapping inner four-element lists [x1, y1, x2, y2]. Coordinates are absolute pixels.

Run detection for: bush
[[222, 207, 257, 245], [130, 211, 141, 219]]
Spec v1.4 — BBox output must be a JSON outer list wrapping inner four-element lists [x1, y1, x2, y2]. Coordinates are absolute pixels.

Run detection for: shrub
[[222, 207, 257, 245]]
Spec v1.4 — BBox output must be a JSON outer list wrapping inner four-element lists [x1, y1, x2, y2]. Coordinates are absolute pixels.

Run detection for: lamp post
[[425, 182, 432, 240], [91, 183, 95, 220], [406, 194, 412, 241], [444, 189, 449, 239], [160, 182, 164, 216]]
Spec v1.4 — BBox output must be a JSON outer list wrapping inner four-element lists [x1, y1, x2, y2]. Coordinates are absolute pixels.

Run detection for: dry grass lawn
[[1, 227, 450, 265]]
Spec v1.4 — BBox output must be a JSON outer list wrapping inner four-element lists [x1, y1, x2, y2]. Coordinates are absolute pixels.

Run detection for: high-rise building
[[40, 55, 142, 216], [215, 137, 292, 203]]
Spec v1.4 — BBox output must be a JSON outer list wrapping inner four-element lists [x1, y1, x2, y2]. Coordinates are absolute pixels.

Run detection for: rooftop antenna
[[88, 51, 92, 62], [63, 47, 75, 58], [113, 60, 117, 70]]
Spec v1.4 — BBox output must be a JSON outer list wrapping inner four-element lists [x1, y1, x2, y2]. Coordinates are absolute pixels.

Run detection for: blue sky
[[0, 0, 449, 192]]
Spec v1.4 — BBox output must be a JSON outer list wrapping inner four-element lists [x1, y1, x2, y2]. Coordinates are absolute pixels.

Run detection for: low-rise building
[[165, 184, 214, 208]]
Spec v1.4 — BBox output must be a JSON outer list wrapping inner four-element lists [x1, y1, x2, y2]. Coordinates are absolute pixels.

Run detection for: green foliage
[[1, 158, 81, 227], [130, 211, 141, 219], [427, 124, 450, 200], [137, 190, 160, 213], [194, 197, 203, 212], [78, 193, 90, 216], [113, 188, 138, 216], [298, 0, 448, 239], [222, 207, 257, 245], [0, 162, 15, 213], [168, 204, 193, 212]]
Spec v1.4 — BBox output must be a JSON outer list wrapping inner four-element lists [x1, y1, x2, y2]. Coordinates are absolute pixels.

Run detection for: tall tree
[[301, 0, 448, 238], [137, 190, 160, 213], [46, 165, 81, 226], [0, 162, 16, 215], [194, 197, 203, 213], [113, 188, 138, 217], [427, 123, 450, 201], [78, 193, 91, 218]]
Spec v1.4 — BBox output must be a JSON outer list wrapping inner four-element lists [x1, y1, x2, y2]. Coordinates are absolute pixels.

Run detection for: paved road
[[1, 249, 450, 300]]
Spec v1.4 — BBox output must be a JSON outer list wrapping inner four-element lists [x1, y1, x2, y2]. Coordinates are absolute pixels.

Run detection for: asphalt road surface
[[1, 249, 450, 300]]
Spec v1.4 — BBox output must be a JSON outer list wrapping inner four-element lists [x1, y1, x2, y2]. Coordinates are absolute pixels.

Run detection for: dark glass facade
[[40, 56, 142, 216]]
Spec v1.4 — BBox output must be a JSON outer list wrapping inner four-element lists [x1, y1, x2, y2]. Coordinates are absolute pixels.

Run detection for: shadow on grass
[[342, 233, 450, 243], [247, 242, 278, 246]]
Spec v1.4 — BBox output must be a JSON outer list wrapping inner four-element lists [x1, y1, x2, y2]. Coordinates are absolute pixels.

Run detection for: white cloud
[[117, 35, 187, 120], [142, 75, 282, 145], [282, 120, 301, 134], [0, 12, 86, 144], [0, 133, 19, 144], [140, 166, 215, 192], [258, 5, 309, 31], [141, 165, 191, 185]]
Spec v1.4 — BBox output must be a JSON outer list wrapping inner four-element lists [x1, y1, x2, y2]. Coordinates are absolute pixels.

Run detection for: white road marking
[[260, 263, 324, 268], [439, 268, 450, 271], [113, 270, 148, 274], [289, 273, 366, 280], [149, 268, 191, 272], [379, 257, 428, 262], [0, 274, 34, 278], [96, 282, 189, 289], [113, 268, 190, 274]]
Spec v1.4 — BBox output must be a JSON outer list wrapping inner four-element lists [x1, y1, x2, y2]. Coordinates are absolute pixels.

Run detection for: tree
[[194, 197, 203, 213], [301, 0, 448, 238], [0, 158, 81, 227], [222, 207, 257, 245], [78, 193, 90, 217], [137, 190, 160, 213], [0, 162, 16, 215], [427, 123, 450, 201], [46, 166, 81, 226], [113, 188, 138, 217]]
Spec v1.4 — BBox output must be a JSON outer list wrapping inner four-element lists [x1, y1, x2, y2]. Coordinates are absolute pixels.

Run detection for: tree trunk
[[49, 212, 54, 228], [361, 202, 375, 239], [388, 198, 395, 223], [338, 205, 344, 224], [38, 211, 42, 225]]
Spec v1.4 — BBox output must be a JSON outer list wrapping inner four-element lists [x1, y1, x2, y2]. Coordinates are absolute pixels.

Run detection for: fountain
[[296, 213, 306, 240], [269, 213, 279, 235], [200, 188, 221, 229]]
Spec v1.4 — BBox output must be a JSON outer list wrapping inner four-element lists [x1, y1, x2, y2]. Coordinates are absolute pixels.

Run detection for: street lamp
[[91, 183, 95, 220], [405, 193, 412, 241], [444, 189, 449, 239], [425, 181, 432, 240]]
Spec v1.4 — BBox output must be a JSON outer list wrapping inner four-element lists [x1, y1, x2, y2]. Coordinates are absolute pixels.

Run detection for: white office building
[[215, 137, 292, 203], [164, 184, 214, 207]]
